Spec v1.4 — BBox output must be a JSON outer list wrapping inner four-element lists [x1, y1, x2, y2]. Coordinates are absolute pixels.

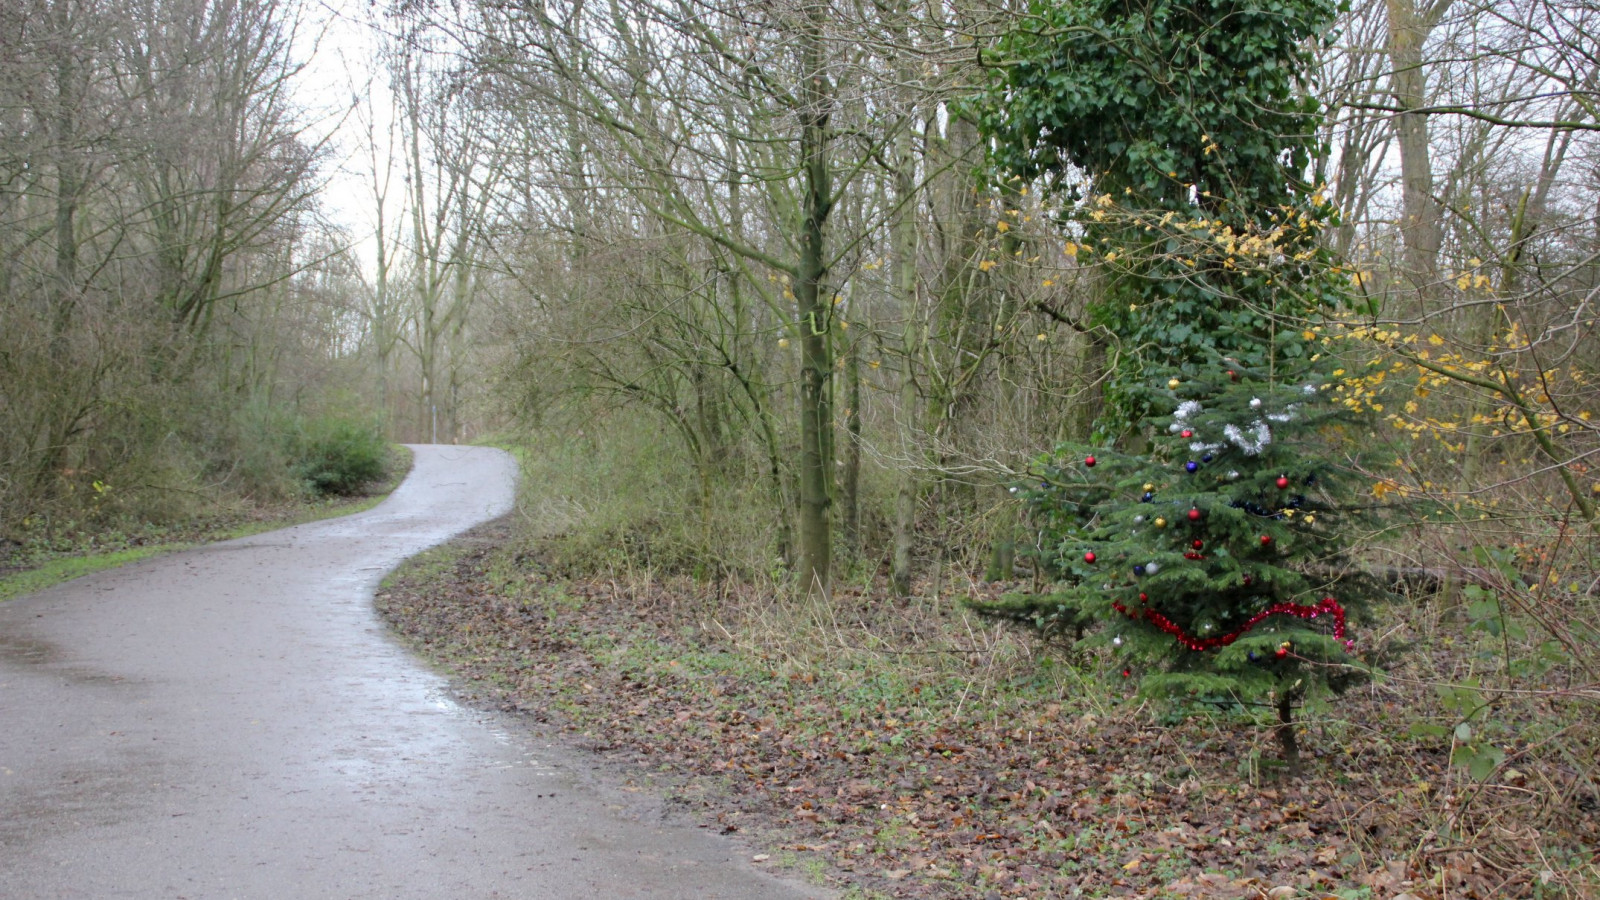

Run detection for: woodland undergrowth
[[377, 511, 1599, 900]]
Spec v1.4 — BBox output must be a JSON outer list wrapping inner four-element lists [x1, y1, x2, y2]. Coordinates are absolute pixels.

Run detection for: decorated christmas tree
[[989, 349, 1384, 773], [972, 0, 1389, 772]]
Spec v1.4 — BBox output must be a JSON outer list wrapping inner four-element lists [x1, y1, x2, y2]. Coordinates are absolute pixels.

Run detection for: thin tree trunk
[[1276, 687, 1302, 779], [840, 327, 862, 562], [889, 122, 920, 598]]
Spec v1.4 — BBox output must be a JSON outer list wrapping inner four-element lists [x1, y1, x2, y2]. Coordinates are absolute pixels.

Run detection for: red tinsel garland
[[1111, 595, 1348, 652]]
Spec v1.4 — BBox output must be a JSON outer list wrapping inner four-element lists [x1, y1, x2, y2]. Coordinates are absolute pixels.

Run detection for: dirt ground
[[376, 518, 1599, 899]]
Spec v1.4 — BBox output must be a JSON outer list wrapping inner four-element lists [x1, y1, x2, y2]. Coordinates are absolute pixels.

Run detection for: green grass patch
[[0, 546, 172, 602], [0, 445, 413, 603]]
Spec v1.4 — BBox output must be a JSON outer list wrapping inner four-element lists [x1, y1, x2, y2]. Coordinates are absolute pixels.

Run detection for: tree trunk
[[793, 5, 834, 597], [1385, 0, 1448, 295], [889, 122, 920, 598], [1275, 687, 1302, 779], [840, 328, 862, 562]]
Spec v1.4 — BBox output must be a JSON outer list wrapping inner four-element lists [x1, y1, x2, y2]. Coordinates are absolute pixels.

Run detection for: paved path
[[0, 445, 825, 899]]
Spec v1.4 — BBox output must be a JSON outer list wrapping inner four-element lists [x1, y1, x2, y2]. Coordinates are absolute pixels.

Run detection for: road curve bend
[[0, 445, 826, 899]]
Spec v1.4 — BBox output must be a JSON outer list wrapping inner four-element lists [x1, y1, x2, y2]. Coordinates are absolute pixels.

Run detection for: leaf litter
[[376, 520, 1599, 899]]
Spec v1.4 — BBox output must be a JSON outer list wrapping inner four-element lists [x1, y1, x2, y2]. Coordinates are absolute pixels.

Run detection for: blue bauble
[[1202, 453, 1213, 463], [1141, 492, 1153, 502], [1133, 565, 1146, 576], [1185, 461, 1198, 473]]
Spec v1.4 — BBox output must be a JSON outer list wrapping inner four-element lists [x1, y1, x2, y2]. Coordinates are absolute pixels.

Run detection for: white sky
[[295, 0, 397, 280]]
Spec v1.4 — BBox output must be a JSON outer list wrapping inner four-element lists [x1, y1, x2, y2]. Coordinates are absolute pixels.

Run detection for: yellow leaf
[[995, 220, 1010, 232], [978, 260, 997, 272], [1064, 242, 1079, 257], [1122, 858, 1142, 871]]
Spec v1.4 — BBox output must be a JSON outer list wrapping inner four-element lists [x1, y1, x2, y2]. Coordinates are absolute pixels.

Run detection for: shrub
[[291, 417, 390, 496]]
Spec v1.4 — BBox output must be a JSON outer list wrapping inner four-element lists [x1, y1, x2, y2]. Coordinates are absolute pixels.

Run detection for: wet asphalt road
[[0, 445, 826, 899]]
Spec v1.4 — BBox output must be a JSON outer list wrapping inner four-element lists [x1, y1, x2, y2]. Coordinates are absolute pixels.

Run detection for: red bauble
[[1260, 534, 1272, 545], [1276, 475, 1290, 489], [1138, 592, 1148, 602], [1227, 369, 1238, 382], [1192, 539, 1203, 549], [1188, 507, 1202, 521], [1084, 551, 1097, 563], [1085, 455, 1097, 467], [1180, 429, 1193, 439], [1122, 668, 1132, 678], [1274, 647, 1289, 658]]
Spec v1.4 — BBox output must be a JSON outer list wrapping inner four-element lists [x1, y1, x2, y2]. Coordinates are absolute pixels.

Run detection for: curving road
[[0, 445, 825, 899]]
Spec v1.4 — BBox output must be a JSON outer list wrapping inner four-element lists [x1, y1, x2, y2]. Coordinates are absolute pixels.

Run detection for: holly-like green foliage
[[973, 0, 1387, 715], [981, 0, 1330, 206], [975, 0, 1355, 432]]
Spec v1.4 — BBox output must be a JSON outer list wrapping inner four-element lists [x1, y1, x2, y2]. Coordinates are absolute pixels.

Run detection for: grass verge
[[0, 445, 414, 603]]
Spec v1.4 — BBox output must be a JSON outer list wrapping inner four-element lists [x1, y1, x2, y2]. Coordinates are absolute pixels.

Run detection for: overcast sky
[[297, 0, 396, 280]]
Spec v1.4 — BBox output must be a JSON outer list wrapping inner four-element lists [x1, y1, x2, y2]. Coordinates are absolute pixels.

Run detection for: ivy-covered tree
[[972, 0, 1387, 773], [978, 0, 1367, 430]]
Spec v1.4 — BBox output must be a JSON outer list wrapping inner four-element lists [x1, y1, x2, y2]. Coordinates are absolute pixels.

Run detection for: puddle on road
[[0, 633, 60, 667], [0, 631, 140, 687]]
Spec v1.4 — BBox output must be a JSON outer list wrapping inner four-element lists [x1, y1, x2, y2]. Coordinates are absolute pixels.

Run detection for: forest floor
[[377, 518, 1599, 900], [0, 446, 413, 602]]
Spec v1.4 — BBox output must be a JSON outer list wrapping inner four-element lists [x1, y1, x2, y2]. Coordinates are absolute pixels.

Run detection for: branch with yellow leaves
[[1388, 343, 1599, 532]]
